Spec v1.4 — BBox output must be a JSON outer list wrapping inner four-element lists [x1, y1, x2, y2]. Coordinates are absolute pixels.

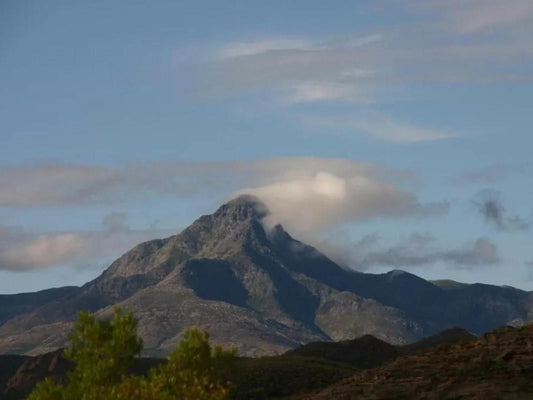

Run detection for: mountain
[[303, 323, 533, 399], [0, 287, 79, 326], [0, 195, 532, 357]]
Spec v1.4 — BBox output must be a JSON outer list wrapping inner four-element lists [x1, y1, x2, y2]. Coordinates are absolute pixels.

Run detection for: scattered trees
[[28, 309, 235, 400]]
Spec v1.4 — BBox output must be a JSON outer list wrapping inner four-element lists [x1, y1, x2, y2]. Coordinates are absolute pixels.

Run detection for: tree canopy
[[28, 309, 235, 400]]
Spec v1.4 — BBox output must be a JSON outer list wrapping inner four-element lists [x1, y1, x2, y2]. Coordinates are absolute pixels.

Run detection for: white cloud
[[0, 157, 449, 271], [0, 233, 91, 271], [0, 158, 450, 271], [198, 33, 379, 101], [236, 171, 447, 244], [198, 2, 533, 108], [0, 158, 417, 207], [217, 39, 313, 58], [357, 120, 457, 143], [305, 115, 458, 143], [281, 82, 368, 104], [217, 34, 382, 60], [0, 218, 174, 272]]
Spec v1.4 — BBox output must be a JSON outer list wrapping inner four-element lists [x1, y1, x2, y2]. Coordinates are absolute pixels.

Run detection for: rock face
[[0, 195, 532, 357]]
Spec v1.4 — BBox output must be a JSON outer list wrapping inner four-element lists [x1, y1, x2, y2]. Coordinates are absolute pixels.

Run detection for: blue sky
[[1, 0, 533, 293]]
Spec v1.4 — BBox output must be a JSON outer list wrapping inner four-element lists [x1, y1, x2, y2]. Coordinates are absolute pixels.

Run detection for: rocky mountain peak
[[95, 195, 271, 283], [1, 194, 532, 361], [212, 194, 269, 222]]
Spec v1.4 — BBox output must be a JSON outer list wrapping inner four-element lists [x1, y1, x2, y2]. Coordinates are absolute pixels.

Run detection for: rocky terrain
[[0, 195, 532, 357], [302, 323, 533, 399]]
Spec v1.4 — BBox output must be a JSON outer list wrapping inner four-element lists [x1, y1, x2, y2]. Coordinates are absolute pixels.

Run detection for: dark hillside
[[304, 324, 533, 399]]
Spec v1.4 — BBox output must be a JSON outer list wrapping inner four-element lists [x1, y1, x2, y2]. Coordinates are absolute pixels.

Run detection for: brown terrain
[[302, 323, 533, 400]]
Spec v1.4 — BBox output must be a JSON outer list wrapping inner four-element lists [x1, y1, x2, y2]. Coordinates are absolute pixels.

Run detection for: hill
[[303, 324, 533, 399]]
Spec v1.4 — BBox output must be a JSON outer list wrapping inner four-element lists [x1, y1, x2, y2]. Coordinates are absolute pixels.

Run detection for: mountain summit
[[212, 194, 269, 220], [0, 196, 532, 356]]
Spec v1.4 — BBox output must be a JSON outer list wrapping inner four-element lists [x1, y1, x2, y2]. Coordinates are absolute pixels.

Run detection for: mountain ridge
[[0, 195, 532, 356], [303, 324, 533, 399]]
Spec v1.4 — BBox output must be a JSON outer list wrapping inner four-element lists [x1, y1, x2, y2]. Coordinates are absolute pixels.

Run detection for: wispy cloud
[[102, 212, 130, 233], [453, 163, 532, 185], [416, 0, 533, 34], [192, 2, 533, 145], [0, 213, 173, 271], [473, 189, 529, 231], [0, 158, 449, 269], [305, 115, 458, 143], [0, 158, 417, 207], [198, 33, 381, 102], [217, 38, 313, 58], [198, 1, 533, 107], [281, 82, 367, 104], [216, 34, 383, 60], [347, 233, 500, 270]]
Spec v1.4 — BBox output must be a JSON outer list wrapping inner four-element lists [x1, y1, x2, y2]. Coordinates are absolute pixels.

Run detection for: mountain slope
[[303, 324, 533, 399], [0, 287, 79, 326], [0, 195, 531, 356]]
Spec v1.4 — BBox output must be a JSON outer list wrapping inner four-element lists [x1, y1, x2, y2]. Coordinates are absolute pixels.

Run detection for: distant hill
[[303, 323, 533, 399], [0, 287, 79, 326], [284, 327, 475, 368], [0, 195, 532, 357]]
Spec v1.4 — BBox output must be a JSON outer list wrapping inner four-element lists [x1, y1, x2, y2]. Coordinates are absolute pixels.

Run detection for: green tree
[[148, 328, 236, 400], [28, 309, 235, 400]]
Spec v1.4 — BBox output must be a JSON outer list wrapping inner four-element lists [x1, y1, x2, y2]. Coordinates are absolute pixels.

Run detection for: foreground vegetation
[[28, 309, 236, 400], [6, 307, 361, 399], [10, 308, 516, 399]]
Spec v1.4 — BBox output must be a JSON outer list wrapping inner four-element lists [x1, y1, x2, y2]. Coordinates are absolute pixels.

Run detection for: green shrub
[[28, 309, 235, 400]]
